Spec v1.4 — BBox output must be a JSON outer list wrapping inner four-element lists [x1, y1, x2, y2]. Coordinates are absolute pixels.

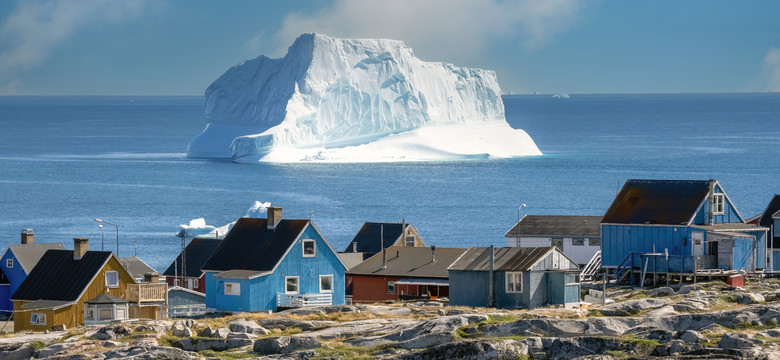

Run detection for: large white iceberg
[[187, 33, 542, 162]]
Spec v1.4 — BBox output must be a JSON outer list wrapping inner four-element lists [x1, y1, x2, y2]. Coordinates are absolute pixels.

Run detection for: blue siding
[[448, 270, 490, 307], [495, 271, 528, 309], [775, 219, 780, 238], [602, 225, 692, 267], [0, 250, 28, 313], [208, 224, 345, 312], [694, 186, 743, 225], [732, 236, 755, 271], [773, 251, 780, 271]]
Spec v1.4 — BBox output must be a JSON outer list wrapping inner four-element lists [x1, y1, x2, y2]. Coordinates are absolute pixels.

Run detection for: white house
[[505, 215, 602, 265]]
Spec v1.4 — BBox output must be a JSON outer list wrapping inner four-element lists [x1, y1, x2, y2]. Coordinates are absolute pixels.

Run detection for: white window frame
[[713, 194, 725, 215], [30, 312, 46, 325], [506, 272, 523, 293], [224, 282, 241, 296], [285, 276, 299, 294], [302, 239, 316, 257], [105, 271, 119, 288], [387, 280, 395, 294], [319, 274, 334, 293], [6, 258, 12, 268], [405, 236, 415, 247]]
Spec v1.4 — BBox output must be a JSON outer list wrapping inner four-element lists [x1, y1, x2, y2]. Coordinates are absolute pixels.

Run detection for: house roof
[[347, 247, 466, 278], [163, 238, 221, 278], [343, 222, 407, 254], [337, 252, 365, 270], [448, 247, 558, 272], [119, 256, 157, 280], [213, 269, 269, 280], [12, 250, 113, 302], [201, 218, 310, 272], [20, 300, 71, 310], [505, 215, 602, 237], [602, 179, 713, 225], [758, 195, 780, 227], [168, 286, 206, 298], [85, 293, 128, 304], [5, 243, 64, 274]]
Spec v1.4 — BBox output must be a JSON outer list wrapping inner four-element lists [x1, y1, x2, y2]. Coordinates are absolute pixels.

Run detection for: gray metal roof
[[7, 243, 64, 274], [347, 247, 466, 278], [119, 257, 157, 280], [20, 299, 71, 310], [505, 215, 602, 237], [448, 247, 555, 272], [85, 293, 128, 304], [214, 269, 269, 279], [337, 252, 364, 270], [693, 223, 768, 232]]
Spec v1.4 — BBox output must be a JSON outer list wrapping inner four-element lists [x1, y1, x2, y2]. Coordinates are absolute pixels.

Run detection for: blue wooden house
[[601, 179, 768, 275], [0, 229, 63, 315], [448, 246, 580, 309], [201, 207, 346, 312]]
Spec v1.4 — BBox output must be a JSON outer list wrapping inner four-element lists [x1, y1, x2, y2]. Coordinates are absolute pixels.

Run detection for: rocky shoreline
[[3, 280, 780, 359]]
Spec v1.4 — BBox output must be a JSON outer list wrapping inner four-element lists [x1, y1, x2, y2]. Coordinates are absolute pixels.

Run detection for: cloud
[[265, 0, 589, 62], [0, 0, 148, 84], [761, 47, 780, 92]]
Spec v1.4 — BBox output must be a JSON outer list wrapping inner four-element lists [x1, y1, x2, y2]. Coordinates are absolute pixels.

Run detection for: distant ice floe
[[187, 33, 542, 163], [176, 201, 271, 239], [552, 93, 570, 99]]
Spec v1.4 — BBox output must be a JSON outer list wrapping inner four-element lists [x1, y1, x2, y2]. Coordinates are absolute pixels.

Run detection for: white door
[[692, 231, 704, 257]]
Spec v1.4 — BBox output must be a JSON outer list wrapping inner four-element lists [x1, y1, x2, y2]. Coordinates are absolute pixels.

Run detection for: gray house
[[448, 246, 580, 309], [505, 215, 602, 265]]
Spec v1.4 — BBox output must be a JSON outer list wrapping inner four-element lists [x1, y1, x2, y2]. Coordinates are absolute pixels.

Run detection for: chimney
[[382, 248, 387, 269], [431, 245, 436, 262], [401, 219, 406, 245], [144, 273, 160, 283], [73, 238, 89, 260], [21, 228, 34, 244], [267, 207, 283, 229]]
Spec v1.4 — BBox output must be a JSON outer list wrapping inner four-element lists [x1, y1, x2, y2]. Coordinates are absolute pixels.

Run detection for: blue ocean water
[[0, 93, 778, 272]]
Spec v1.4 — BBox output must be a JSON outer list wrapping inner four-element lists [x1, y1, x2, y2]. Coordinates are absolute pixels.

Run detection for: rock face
[[253, 336, 321, 355], [187, 33, 541, 162], [391, 339, 528, 360], [227, 318, 270, 335]]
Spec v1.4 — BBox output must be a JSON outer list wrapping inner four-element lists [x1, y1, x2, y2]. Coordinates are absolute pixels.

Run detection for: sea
[[0, 93, 778, 272]]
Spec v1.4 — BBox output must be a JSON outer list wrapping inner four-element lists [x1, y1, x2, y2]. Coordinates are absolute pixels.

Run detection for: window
[[320, 274, 333, 293], [589, 238, 601, 246], [105, 271, 119, 288], [713, 194, 725, 215], [225, 282, 240, 296], [286, 276, 299, 294], [572, 238, 584, 246], [302, 239, 316, 257], [30, 312, 46, 325], [99, 308, 113, 320], [6, 259, 12, 268], [405, 236, 415, 247], [86, 307, 94, 320], [173, 278, 180, 286], [707, 241, 718, 256], [506, 272, 523, 293], [387, 281, 395, 294]]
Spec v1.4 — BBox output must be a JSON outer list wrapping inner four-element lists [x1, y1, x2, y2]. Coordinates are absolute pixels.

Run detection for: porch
[[126, 283, 168, 304], [277, 293, 332, 308]]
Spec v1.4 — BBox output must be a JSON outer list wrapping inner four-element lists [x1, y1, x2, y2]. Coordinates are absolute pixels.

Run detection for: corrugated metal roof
[[214, 269, 268, 279], [163, 238, 221, 277], [448, 247, 554, 272], [602, 179, 711, 225], [347, 247, 466, 278], [119, 256, 157, 280], [337, 252, 364, 270], [7, 243, 64, 274], [12, 250, 112, 301], [85, 293, 128, 304], [693, 223, 767, 231], [201, 218, 309, 272], [20, 300, 71, 310], [505, 215, 602, 237], [343, 222, 405, 255]]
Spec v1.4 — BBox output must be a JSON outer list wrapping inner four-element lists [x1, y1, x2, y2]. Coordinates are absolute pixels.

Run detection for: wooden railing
[[277, 293, 332, 308], [126, 283, 168, 303]]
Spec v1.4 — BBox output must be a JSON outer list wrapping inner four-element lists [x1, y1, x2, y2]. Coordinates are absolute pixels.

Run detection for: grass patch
[[731, 321, 776, 331], [624, 291, 649, 300], [157, 334, 183, 348], [605, 349, 628, 359], [29, 340, 46, 351], [587, 310, 605, 317], [312, 343, 400, 360], [618, 333, 660, 354], [198, 349, 257, 359]]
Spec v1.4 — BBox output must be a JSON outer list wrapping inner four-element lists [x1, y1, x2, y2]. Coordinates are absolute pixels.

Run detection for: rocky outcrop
[[390, 339, 528, 360], [227, 318, 270, 335], [253, 336, 321, 355]]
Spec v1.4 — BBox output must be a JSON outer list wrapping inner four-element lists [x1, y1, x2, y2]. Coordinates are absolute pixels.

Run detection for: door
[[692, 232, 704, 257]]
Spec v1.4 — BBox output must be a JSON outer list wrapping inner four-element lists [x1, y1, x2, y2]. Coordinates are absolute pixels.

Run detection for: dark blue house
[[0, 229, 63, 315], [755, 194, 780, 271], [201, 207, 346, 312], [448, 246, 580, 309], [601, 179, 768, 274]]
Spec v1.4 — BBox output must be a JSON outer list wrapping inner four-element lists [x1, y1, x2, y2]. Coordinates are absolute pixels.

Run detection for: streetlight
[[94, 219, 118, 257], [98, 224, 104, 251], [516, 204, 527, 247]]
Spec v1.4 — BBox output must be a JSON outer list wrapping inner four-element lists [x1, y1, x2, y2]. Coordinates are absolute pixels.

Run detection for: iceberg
[[187, 33, 542, 162], [176, 201, 271, 239]]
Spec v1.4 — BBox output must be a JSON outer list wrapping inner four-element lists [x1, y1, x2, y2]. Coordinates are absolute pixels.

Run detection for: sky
[[0, 0, 779, 95]]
